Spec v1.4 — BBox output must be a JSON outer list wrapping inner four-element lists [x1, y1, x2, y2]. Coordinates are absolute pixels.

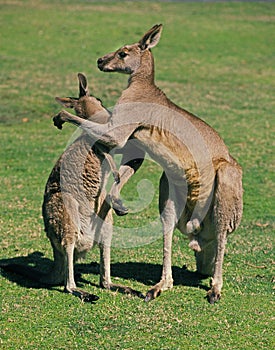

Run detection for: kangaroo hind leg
[[62, 196, 99, 303]]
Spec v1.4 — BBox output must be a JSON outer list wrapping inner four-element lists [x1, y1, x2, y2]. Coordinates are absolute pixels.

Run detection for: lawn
[[0, 1, 274, 349]]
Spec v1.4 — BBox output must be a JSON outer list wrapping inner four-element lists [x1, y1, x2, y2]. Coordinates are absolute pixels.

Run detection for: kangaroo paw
[[53, 113, 65, 130], [186, 218, 201, 235], [113, 171, 120, 184], [111, 197, 129, 216], [189, 239, 202, 252]]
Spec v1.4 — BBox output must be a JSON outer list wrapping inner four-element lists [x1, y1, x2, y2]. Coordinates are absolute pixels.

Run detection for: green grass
[[1, 1, 274, 349]]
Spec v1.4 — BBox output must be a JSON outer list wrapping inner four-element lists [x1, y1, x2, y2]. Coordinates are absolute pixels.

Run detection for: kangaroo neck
[[119, 51, 169, 105], [128, 50, 155, 87], [128, 71, 154, 86]]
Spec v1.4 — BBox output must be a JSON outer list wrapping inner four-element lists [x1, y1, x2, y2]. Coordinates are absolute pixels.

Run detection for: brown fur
[[54, 25, 243, 303]]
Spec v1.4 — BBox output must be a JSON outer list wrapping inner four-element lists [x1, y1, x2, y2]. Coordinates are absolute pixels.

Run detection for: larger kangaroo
[[54, 25, 243, 303]]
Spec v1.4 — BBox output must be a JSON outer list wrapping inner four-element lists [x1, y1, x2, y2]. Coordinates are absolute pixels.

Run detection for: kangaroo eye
[[118, 51, 128, 59]]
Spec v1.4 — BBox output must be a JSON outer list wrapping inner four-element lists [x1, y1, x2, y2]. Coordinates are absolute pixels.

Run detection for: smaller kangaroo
[[1, 74, 140, 301]]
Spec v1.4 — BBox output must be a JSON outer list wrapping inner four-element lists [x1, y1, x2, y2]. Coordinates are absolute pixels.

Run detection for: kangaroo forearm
[[54, 110, 125, 148]]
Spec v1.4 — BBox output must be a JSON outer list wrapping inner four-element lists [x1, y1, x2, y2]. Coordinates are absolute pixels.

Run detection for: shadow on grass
[[0, 252, 60, 290], [0, 251, 209, 293]]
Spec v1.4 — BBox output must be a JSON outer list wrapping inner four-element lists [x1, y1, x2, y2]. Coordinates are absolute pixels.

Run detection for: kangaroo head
[[97, 24, 163, 76], [55, 73, 106, 121]]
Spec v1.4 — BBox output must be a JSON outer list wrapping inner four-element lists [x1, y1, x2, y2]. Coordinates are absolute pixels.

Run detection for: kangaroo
[[1, 73, 140, 302], [53, 25, 243, 303]]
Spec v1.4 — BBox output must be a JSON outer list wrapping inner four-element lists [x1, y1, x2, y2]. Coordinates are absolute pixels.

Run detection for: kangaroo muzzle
[[97, 53, 114, 71]]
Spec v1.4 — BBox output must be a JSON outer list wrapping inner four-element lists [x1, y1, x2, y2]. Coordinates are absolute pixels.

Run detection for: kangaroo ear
[[55, 97, 76, 108], [78, 73, 89, 97], [138, 24, 163, 50]]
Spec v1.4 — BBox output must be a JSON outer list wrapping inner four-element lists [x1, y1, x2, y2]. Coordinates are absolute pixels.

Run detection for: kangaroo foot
[[67, 288, 99, 303], [110, 197, 129, 216], [144, 278, 173, 302], [144, 287, 161, 302], [207, 285, 221, 304]]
